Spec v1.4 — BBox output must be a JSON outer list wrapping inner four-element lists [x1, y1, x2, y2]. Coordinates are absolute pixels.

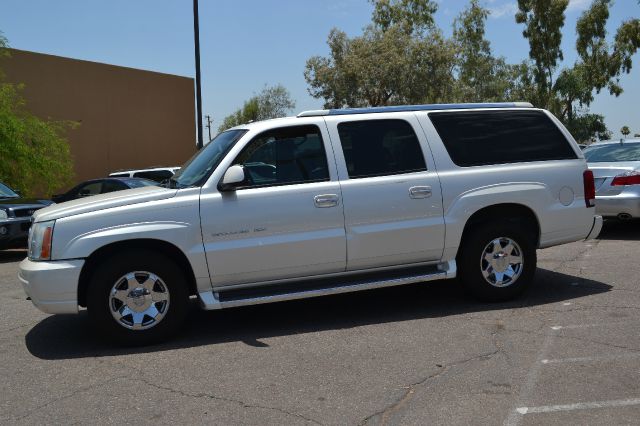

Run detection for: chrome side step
[[198, 260, 456, 310]]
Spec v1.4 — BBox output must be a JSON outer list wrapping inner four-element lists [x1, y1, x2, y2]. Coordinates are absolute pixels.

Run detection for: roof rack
[[297, 102, 534, 118]]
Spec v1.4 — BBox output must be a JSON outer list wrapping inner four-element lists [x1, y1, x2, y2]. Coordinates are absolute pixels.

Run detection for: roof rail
[[297, 102, 534, 118]]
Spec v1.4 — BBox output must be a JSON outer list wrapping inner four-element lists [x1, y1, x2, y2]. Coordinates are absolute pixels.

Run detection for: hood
[[34, 185, 178, 222]]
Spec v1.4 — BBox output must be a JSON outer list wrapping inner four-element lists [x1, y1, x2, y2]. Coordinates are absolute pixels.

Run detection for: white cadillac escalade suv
[[19, 103, 603, 344]]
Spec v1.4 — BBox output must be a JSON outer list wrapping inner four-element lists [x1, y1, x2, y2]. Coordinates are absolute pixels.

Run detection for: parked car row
[[1, 167, 179, 251]]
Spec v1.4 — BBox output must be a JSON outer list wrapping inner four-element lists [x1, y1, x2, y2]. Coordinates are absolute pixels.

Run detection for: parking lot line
[[503, 330, 557, 426], [550, 321, 633, 330], [541, 353, 640, 364], [516, 398, 640, 415]]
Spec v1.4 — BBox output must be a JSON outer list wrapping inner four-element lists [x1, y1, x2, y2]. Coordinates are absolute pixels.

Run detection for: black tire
[[458, 221, 536, 302], [87, 250, 189, 345]]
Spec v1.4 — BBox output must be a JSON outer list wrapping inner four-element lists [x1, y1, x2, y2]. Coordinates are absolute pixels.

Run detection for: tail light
[[611, 171, 640, 186], [583, 170, 595, 208]]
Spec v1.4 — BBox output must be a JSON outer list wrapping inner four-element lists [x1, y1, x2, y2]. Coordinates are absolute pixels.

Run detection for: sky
[[1, 0, 638, 140]]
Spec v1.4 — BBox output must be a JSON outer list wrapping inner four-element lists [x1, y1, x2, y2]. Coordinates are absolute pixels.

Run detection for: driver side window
[[233, 125, 329, 188]]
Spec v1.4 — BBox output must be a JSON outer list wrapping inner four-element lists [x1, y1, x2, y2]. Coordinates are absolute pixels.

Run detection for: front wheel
[[87, 250, 189, 345], [458, 222, 536, 302]]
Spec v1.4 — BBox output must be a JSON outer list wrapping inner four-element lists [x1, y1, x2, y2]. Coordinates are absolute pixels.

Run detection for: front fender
[[48, 190, 211, 288], [54, 221, 192, 260]]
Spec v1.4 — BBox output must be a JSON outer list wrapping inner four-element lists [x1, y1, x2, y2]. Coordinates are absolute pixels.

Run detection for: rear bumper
[[595, 194, 640, 218], [19, 258, 83, 314], [585, 215, 603, 241]]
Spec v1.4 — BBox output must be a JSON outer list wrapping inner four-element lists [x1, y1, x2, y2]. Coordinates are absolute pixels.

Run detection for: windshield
[[0, 182, 19, 198], [172, 129, 248, 188], [584, 143, 640, 162]]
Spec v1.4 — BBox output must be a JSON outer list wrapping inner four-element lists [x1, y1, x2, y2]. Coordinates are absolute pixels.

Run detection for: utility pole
[[205, 115, 213, 142], [193, 0, 204, 150]]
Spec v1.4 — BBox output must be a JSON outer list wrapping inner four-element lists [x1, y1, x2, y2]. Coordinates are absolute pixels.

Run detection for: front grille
[[13, 207, 41, 218]]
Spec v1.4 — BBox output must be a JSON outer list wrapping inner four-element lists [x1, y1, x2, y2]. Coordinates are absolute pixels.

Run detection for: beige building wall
[[1, 49, 196, 190]]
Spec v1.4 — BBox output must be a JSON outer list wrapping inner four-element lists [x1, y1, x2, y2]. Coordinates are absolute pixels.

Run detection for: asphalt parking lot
[[1, 220, 639, 425]]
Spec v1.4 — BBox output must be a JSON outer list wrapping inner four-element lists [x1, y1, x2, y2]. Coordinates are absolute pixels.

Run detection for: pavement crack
[[360, 349, 500, 425], [130, 371, 322, 425], [6, 375, 126, 422], [0, 321, 39, 335]]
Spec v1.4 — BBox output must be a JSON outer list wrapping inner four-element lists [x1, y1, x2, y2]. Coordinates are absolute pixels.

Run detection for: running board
[[198, 260, 456, 310]]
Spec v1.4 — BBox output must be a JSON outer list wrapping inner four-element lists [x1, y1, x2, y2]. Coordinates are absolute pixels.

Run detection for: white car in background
[[583, 139, 640, 220], [109, 167, 180, 183]]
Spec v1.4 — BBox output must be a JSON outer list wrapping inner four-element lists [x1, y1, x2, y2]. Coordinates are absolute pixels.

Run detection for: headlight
[[28, 220, 55, 261], [0, 209, 7, 220]]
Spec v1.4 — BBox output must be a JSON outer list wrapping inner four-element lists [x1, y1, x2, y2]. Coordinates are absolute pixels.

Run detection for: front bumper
[[0, 218, 32, 250], [19, 258, 83, 314], [585, 215, 603, 241]]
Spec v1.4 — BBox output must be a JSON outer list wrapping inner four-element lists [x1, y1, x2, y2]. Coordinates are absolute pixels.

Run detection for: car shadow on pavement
[[597, 218, 640, 241], [0, 249, 26, 264], [25, 267, 611, 360]]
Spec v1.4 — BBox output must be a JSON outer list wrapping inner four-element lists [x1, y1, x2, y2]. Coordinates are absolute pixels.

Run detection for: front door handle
[[314, 194, 339, 208], [409, 186, 432, 199]]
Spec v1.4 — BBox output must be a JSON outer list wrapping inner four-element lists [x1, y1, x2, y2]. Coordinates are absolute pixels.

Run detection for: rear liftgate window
[[429, 110, 578, 167]]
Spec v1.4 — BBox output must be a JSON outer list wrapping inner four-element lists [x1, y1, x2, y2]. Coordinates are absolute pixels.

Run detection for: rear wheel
[[458, 221, 536, 302], [87, 250, 189, 345]]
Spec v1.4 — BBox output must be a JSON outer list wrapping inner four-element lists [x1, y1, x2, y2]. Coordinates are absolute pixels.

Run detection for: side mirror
[[218, 165, 245, 191]]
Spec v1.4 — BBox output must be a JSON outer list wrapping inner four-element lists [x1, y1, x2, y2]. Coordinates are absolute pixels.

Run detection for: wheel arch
[[78, 239, 197, 307], [459, 203, 541, 252]]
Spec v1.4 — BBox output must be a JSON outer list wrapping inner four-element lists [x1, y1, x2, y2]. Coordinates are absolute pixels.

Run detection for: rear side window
[[337, 119, 427, 179], [429, 110, 577, 167]]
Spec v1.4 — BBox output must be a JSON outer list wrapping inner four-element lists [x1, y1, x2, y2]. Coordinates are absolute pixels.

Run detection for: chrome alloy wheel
[[480, 237, 524, 288], [109, 271, 170, 330]]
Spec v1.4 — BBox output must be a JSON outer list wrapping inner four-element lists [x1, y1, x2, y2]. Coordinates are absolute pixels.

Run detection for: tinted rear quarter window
[[337, 119, 427, 179], [429, 110, 577, 167]]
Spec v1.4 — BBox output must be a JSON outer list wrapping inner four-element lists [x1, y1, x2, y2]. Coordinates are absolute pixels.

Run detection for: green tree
[[218, 84, 295, 132], [0, 34, 75, 197], [621, 126, 631, 137], [370, 0, 438, 34], [516, 0, 640, 141], [452, 0, 522, 102], [305, 2, 456, 108], [515, 0, 569, 107]]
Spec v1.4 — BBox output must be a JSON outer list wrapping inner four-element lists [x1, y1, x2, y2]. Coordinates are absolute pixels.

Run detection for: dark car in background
[[0, 181, 53, 250], [51, 177, 158, 203]]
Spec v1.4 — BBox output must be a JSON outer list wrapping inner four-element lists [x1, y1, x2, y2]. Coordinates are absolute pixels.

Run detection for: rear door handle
[[314, 194, 339, 208], [409, 186, 432, 199]]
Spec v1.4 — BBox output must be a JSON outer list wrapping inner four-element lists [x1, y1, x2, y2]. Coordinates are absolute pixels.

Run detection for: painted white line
[[562, 302, 572, 306], [541, 353, 640, 364], [550, 321, 633, 330], [503, 331, 557, 426], [517, 398, 640, 415]]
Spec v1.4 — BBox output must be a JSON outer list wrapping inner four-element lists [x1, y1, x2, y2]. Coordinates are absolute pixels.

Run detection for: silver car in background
[[584, 139, 640, 220]]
